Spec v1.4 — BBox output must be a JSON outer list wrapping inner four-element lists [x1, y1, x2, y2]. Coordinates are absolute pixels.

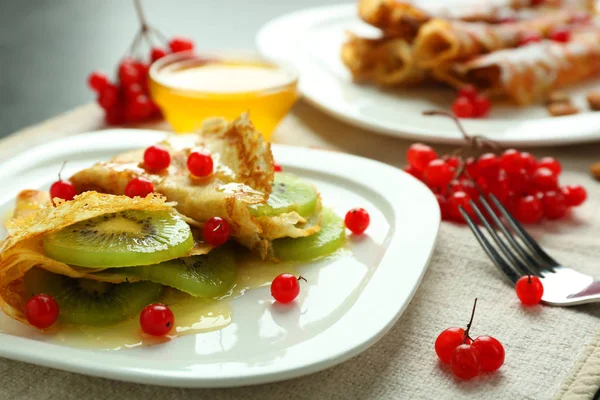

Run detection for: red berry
[[542, 190, 567, 219], [169, 36, 195, 53], [443, 155, 460, 170], [140, 303, 174, 336], [202, 216, 231, 246], [477, 153, 500, 179], [499, 149, 523, 174], [537, 157, 561, 175], [274, 163, 283, 172], [436, 194, 450, 220], [460, 178, 479, 199], [144, 145, 171, 170], [407, 143, 438, 172], [124, 83, 143, 101], [451, 344, 480, 380], [519, 32, 542, 46], [88, 71, 109, 93], [435, 327, 467, 364], [345, 208, 370, 234], [532, 167, 558, 191], [187, 151, 214, 177], [520, 152, 537, 174], [562, 184, 587, 207], [25, 294, 59, 329], [404, 164, 424, 181], [448, 179, 465, 193], [472, 336, 505, 372], [490, 171, 512, 204], [133, 61, 150, 78], [457, 85, 478, 101], [550, 27, 570, 43], [125, 177, 154, 198], [515, 195, 543, 224], [271, 273, 302, 303], [50, 180, 77, 203], [151, 47, 169, 62], [465, 157, 480, 179], [98, 84, 119, 110], [105, 106, 124, 126], [473, 94, 491, 118], [515, 275, 544, 305], [448, 191, 473, 221], [508, 168, 531, 195], [452, 97, 475, 118], [424, 159, 455, 188], [119, 63, 140, 86], [126, 94, 153, 122]]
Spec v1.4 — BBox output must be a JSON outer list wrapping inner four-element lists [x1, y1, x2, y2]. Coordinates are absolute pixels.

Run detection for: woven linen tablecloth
[[0, 102, 599, 400]]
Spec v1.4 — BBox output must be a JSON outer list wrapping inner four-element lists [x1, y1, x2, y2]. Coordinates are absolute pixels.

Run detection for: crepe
[[434, 30, 600, 105], [0, 191, 181, 325], [70, 115, 320, 259], [341, 33, 426, 86], [413, 10, 586, 67], [358, 0, 595, 40]]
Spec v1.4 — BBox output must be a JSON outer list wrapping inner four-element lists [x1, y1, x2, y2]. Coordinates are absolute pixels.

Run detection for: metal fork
[[460, 195, 600, 306]]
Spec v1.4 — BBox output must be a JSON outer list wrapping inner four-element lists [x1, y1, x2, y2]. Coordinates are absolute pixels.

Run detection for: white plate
[[0, 130, 440, 388], [256, 3, 600, 146]]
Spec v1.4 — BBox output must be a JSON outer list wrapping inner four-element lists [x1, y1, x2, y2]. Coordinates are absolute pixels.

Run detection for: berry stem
[[422, 110, 502, 152], [463, 298, 478, 343], [134, 0, 150, 32], [298, 276, 307, 283], [57, 161, 68, 181], [528, 274, 532, 284]]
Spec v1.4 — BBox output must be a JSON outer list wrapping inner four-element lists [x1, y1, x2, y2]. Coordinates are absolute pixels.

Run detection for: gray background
[[0, 0, 340, 138]]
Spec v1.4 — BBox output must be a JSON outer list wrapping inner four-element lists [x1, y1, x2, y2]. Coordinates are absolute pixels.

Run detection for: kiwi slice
[[272, 208, 345, 261], [94, 247, 236, 298], [43, 210, 193, 268], [24, 267, 163, 326], [249, 173, 318, 218]]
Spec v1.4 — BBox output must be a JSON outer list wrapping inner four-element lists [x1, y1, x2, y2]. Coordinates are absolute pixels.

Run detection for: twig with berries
[[403, 110, 587, 224], [87, 0, 195, 125]]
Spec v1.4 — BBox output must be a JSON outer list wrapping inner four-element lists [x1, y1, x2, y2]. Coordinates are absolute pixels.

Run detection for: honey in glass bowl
[[149, 52, 298, 139]]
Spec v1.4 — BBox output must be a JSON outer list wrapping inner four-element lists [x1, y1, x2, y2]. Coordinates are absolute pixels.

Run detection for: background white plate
[[256, 3, 600, 146], [0, 130, 439, 388]]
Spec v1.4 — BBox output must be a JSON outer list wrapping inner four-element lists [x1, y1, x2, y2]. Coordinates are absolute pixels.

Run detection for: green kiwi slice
[[43, 210, 193, 268], [94, 247, 236, 298], [24, 267, 163, 326], [249, 173, 318, 218], [272, 208, 345, 261]]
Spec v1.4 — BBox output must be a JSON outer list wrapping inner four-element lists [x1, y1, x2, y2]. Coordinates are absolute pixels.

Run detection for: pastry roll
[[434, 30, 600, 105], [341, 34, 427, 86], [413, 10, 587, 67]]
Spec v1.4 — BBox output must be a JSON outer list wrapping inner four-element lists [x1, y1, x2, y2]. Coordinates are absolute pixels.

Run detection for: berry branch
[[86, 0, 195, 126], [463, 298, 477, 343]]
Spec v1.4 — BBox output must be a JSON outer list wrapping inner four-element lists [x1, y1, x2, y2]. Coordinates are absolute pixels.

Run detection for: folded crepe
[[70, 115, 320, 259], [358, 0, 595, 40], [341, 33, 426, 86], [413, 10, 588, 67], [434, 29, 600, 105], [0, 191, 180, 325]]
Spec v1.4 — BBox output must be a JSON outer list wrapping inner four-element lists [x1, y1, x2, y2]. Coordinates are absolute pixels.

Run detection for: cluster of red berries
[[435, 299, 504, 380], [452, 86, 491, 119], [87, 36, 195, 126], [404, 142, 587, 224]]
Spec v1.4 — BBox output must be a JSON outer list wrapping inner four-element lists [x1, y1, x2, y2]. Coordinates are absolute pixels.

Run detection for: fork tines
[[459, 195, 559, 285]]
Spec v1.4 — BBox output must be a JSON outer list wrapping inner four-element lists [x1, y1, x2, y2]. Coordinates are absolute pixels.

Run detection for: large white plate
[[256, 3, 600, 146], [0, 130, 439, 388]]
